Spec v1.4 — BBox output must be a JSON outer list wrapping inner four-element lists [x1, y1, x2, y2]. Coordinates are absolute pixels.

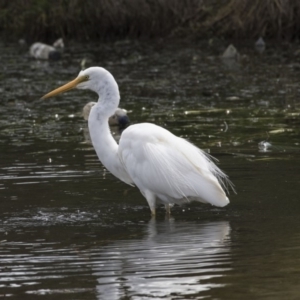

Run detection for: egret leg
[[144, 190, 156, 216]]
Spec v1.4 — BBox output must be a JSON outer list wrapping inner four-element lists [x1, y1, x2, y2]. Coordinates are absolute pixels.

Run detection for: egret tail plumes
[[41, 66, 233, 215]]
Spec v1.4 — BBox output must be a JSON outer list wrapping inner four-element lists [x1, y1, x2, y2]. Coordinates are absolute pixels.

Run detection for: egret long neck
[[88, 103, 132, 186], [92, 73, 120, 118]]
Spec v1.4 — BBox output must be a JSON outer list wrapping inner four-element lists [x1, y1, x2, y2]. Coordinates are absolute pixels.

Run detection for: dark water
[[1, 40, 300, 299]]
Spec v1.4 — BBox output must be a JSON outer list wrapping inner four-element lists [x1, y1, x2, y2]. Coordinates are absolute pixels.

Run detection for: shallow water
[[1, 40, 300, 299]]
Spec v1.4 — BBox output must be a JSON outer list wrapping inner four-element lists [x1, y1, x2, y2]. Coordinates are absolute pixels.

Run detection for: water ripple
[[0, 220, 231, 299]]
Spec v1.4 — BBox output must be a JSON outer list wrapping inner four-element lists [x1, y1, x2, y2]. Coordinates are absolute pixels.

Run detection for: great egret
[[30, 38, 64, 60], [83, 102, 129, 128], [42, 67, 233, 215]]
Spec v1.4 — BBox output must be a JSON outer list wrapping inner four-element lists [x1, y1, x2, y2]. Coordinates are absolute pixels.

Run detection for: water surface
[[1, 40, 300, 299]]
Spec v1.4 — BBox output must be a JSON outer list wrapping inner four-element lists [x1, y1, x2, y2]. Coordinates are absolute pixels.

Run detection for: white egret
[[30, 38, 64, 60], [42, 67, 233, 215], [83, 102, 129, 128]]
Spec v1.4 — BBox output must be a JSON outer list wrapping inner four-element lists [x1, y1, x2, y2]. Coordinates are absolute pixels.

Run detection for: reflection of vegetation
[[1, 0, 300, 40]]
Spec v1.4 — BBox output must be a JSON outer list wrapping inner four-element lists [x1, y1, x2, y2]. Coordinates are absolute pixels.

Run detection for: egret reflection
[[93, 220, 231, 299]]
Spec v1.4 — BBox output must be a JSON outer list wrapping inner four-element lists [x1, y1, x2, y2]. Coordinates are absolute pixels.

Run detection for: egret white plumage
[[42, 67, 233, 215], [83, 102, 129, 128]]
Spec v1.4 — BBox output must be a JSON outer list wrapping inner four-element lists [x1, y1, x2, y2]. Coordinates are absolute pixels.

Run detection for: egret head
[[41, 67, 115, 99]]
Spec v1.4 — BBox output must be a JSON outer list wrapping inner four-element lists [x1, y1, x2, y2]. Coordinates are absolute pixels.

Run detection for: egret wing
[[119, 123, 230, 207]]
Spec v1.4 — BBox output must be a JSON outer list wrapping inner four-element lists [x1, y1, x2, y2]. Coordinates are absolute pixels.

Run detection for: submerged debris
[[222, 44, 240, 60], [258, 141, 272, 152], [53, 38, 64, 48], [82, 102, 130, 128], [221, 44, 241, 70], [255, 37, 266, 53], [29, 38, 64, 60], [269, 128, 294, 134]]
